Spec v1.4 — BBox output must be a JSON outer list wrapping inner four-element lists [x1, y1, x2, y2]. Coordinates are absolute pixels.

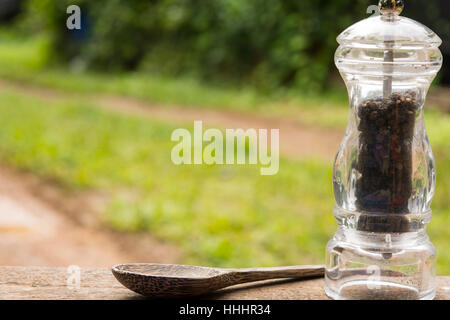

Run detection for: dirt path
[[0, 79, 344, 162], [428, 86, 450, 113], [0, 166, 181, 267], [98, 96, 344, 161], [0, 79, 345, 267]]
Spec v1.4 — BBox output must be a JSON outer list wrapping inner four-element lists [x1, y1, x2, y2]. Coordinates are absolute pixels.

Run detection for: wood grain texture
[[112, 263, 324, 297], [0, 266, 449, 300]]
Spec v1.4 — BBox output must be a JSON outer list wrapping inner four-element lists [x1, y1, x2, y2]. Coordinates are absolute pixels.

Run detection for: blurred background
[[0, 0, 448, 273]]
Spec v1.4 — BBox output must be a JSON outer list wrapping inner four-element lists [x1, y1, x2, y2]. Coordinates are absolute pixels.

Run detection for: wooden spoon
[[112, 263, 324, 298]]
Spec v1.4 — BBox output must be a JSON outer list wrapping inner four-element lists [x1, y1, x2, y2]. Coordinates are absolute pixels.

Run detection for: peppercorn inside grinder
[[325, 0, 442, 300]]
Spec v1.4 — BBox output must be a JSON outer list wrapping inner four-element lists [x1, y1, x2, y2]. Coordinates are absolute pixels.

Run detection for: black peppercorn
[[356, 91, 419, 232]]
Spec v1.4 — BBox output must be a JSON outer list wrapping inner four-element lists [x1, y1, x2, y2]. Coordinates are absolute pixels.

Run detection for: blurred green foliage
[[24, 0, 375, 92], [22, 0, 450, 91]]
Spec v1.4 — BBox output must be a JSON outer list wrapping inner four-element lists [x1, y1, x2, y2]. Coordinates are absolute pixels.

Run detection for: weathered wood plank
[[0, 266, 141, 300], [0, 266, 449, 300]]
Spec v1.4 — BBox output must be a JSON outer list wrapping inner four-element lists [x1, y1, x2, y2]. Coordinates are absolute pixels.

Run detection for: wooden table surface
[[1, 266, 449, 300]]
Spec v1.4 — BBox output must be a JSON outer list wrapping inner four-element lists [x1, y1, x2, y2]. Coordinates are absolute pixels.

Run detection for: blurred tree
[[24, 0, 449, 91]]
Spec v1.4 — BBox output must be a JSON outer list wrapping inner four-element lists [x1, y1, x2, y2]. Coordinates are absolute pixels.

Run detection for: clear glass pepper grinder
[[325, 0, 443, 300]]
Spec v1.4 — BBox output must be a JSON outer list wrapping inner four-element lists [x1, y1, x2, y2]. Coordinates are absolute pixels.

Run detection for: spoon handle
[[223, 265, 324, 287]]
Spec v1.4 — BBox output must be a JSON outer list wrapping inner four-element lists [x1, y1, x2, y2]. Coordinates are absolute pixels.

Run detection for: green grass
[[0, 88, 448, 273], [0, 90, 336, 267]]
